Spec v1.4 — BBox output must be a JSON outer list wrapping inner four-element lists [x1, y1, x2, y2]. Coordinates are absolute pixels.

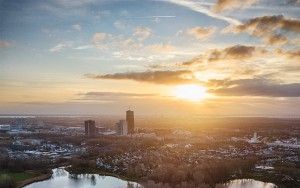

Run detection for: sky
[[0, 0, 299, 116]]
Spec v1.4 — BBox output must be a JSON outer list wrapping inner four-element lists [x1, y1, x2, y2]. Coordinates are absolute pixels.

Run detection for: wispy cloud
[[210, 78, 300, 97], [163, 0, 241, 25], [79, 91, 157, 99], [126, 15, 176, 23], [133, 26, 152, 41], [276, 48, 300, 60], [72, 24, 81, 31], [127, 15, 176, 18], [49, 42, 71, 52], [181, 45, 265, 65], [186, 26, 216, 40], [91, 30, 178, 62], [73, 45, 92, 50], [126, 15, 176, 19], [85, 70, 194, 85], [225, 15, 300, 45], [213, 0, 257, 13]]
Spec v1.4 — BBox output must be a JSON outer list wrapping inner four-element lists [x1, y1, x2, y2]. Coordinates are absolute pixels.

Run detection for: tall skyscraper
[[84, 120, 96, 137], [126, 110, 134, 134]]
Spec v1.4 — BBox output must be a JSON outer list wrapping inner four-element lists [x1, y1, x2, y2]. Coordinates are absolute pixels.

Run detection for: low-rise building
[[0, 124, 10, 133]]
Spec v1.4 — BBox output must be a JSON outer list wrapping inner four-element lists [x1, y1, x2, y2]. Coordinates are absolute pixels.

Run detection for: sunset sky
[[0, 0, 299, 116]]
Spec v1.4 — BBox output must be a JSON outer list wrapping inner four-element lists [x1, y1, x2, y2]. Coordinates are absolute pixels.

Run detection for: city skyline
[[0, 0, 300, 116]]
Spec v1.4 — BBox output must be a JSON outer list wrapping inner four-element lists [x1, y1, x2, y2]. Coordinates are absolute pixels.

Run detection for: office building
[[126, 110, 134, 134], [84, 120, 96, 137], [115, 120, 128, 136]]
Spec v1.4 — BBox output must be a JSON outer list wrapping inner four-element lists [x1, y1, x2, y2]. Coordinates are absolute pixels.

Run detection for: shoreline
[[66, 167, 142, 184], [17, 171, 52, 188], [15, 167, 281, 188]]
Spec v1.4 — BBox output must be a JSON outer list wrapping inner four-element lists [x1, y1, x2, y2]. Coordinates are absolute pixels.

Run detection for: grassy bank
[[0, 171, 38, 182], [16, 172, 52, 188], [0, 170, 52, 188]]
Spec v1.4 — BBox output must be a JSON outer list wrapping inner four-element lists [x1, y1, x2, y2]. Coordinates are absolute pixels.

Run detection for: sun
[[172, 84, 207, 102]]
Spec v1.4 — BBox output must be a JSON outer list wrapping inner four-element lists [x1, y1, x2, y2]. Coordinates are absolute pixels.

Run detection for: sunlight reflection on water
[[216, 179, 277, 188], [24, 168, 142, 188]]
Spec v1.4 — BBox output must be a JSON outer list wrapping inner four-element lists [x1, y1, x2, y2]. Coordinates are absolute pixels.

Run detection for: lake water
[[217, 179, 277, 188], [24, 168, 142, 188], [24, 168, 277, 188]]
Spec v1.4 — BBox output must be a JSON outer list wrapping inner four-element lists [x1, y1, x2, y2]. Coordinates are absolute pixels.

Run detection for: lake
[[24, 168, 277, 188], [217, 179, 277, 188], [24, 168, 142, 188]]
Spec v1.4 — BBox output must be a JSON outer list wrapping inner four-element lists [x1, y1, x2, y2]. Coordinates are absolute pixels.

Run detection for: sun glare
[[173, 84, 207, 102]]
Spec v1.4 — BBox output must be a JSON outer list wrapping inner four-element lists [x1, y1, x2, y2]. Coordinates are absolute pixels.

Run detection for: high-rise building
[[126, 110, 134, 134], [84, 120, 96, 137], [115, 120, 128, 136]]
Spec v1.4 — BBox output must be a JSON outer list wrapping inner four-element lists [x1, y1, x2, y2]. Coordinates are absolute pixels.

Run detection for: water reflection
[[24, 168, 142, 188], [54, 167, 67, 177], [216, 179, 277, 188]]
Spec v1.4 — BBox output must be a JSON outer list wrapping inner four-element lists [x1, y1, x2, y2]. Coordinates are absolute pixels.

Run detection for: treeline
[[142, 158, 257, 187]]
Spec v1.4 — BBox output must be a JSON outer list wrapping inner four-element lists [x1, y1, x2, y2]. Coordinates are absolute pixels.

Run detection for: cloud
[[91, 31, 178, 62], [276, 48, 300, 60], [75, 91, 160, 102], [221, 45, 257, 59], [92, 32, 143, 51], [126, 16, 176, 23], [210, 78, 300, 97], [146, 43, 176, 53], [286, 0, 300, 5], [72, 24, 81, 31], [73, 45, 92, 50], [182, 45, 264, 65], [264, 34, 289, 45], [163, 0, 241, 25], [49, 42, 71, 52], [0, 40, 12, 48], [92, 32, 109, 41], [186, 26, 216, 40], [283, 65, 300, 73], [207, 45, 298, 64], [213, 0, 257, 13], [207, 45, 256, 62], [92, 32, 114, 50], [85, 70, 194, 84], [78, 92, 157, 100], [236, 15, 300, 33], [226, 15, 300, 45], [133, 26, 152, 41]]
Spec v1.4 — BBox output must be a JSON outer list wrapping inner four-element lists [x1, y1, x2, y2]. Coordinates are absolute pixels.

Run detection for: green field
[[0, 171, 39, 182]]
